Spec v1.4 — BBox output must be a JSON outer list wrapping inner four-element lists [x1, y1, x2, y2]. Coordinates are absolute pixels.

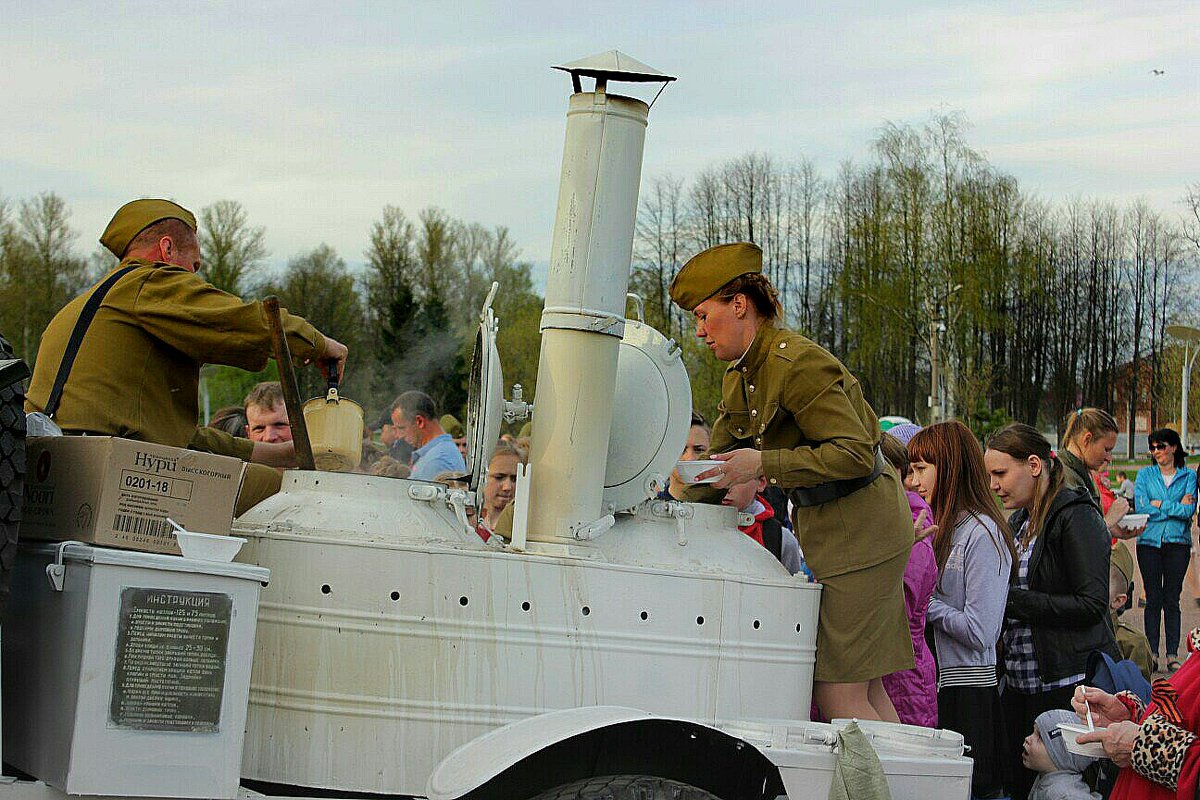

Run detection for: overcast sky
[[3, 1, 1198, 281]]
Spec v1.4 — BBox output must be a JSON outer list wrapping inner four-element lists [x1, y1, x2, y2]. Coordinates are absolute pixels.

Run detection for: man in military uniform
[[25, 198, 348, 514]]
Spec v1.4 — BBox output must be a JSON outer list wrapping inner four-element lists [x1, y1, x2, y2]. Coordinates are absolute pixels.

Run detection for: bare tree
[[632, 174, 686, 337], [198, 200, 267, 296], [1, 193, 88, 363]]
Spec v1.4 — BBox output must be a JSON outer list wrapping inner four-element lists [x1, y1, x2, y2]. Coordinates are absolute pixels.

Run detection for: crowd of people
[[20, 198, 1200, 800], [205, 377, 537, 541]]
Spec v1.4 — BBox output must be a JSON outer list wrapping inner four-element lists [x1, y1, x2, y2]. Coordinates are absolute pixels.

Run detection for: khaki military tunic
[[681, 324, 913, 682], [26, 259, 324, 512], [1112, 611, 1154, 681]]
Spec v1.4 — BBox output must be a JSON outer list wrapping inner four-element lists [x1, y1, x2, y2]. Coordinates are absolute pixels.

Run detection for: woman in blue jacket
[[1134, 427, 1197, 673]]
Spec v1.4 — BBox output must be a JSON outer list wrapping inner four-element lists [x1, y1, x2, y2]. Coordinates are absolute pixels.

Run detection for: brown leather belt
[[791, 447, 886, 508]]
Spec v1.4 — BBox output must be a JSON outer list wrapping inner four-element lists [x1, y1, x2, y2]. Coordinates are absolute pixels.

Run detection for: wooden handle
[[263, 296, 316, 471]]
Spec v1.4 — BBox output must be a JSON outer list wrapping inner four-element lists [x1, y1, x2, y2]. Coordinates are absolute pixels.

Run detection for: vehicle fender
[[425, 706, 782, 800]]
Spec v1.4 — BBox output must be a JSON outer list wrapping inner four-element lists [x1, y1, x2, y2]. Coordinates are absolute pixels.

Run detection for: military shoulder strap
[[45, 263, 140, 418]]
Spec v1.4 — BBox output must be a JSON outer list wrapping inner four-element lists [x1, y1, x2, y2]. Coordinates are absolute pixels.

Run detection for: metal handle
[[324, 358, 340, 393], [263, 296, 315, 471]]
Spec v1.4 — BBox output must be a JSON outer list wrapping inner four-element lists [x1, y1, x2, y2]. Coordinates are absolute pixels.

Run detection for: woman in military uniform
[[670, 242, 914, 722]]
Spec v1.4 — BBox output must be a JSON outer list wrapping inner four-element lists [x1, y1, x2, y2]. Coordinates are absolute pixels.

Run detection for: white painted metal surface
[[465, 284, 504, 492], [601, 320, 691, 514], [234, 476, 818, 796], [527, 89, 650, 541], [429, 710, 973, 800], [426, 706, 657, 800], [3, 544, 268, 799]]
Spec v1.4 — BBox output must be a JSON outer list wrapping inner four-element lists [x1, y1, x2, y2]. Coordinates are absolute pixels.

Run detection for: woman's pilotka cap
[[668, 242, 762, 311], [100, 199, 197, 258]]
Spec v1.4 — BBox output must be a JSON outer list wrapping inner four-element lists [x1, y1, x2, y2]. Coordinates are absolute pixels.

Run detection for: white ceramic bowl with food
[[1057, 722, 1107, 758], [175, 530, 247, 562], [1118, 513, 1149, 530], [675, 459, 724, 484]]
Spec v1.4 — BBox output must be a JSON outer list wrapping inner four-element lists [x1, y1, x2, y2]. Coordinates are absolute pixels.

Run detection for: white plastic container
[[675, 459, 723, 484], [724, 719, 972, 800], [1118, 513, 1149, 530], [2, 542, 269, 798]]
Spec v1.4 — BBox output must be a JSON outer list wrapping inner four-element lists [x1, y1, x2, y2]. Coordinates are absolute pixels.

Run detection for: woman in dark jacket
[[984, 423, 1118, 800]]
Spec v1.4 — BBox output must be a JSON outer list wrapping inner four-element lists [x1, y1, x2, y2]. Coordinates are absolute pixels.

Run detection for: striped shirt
[[938, 664, 997, 690]]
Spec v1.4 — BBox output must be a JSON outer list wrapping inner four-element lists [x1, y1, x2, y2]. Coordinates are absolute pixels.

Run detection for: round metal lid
[[602, 320, 691, 514], [465, 290, 504, 494]]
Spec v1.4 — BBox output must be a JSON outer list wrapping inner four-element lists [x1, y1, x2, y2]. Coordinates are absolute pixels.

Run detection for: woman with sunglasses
[[1134, 428, 1197, 673]]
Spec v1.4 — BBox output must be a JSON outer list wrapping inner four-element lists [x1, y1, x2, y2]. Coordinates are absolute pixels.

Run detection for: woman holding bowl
[[669, 242, 914, 722]]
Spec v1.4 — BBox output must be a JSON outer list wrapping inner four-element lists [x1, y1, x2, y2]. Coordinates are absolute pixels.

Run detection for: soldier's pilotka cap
[[100, 199, 197, 258], [441, 414, 465, 439], [668, 242, 763, 311], [1111, 541, 1135, 587]]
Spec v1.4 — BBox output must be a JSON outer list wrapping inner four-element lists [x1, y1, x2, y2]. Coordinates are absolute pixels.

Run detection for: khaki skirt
[[813, 547, 913, 683]]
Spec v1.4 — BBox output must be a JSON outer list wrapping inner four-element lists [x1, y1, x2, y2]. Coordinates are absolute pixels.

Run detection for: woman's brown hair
[[879, 432, 910, 479], [1060, 407, 1118, 450], [713, 273, 783, 323], [908, 420, 1013, 571], [490, 439, 529, 465], [986, 422, 1064, 546]]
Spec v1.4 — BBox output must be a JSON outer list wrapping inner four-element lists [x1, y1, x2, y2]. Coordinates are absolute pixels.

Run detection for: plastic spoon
[[1085, 698, 1094, 732], [165, 518, 187, 535]]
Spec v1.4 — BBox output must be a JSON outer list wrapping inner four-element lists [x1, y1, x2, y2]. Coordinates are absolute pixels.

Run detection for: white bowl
[[675, 459, 724, 484], [1057, 722, 1107, 758], [1119, 513, 1149, 530], [175, 530, 247, 562]]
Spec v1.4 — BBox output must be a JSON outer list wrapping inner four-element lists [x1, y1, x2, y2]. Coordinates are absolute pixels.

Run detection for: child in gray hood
[[1022, 709, 1100, 800]]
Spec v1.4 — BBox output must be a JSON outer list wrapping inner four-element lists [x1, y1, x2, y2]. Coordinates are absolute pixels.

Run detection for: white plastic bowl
[[1119, 513, 1149, 530], [675, 459, 724, 484], [1057, 722, 1106, 758], [175, 530, 247, 562]]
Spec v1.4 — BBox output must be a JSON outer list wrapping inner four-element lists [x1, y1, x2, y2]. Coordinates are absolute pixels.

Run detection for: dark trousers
[[1000, 683, 1079, 800], [1138, 542, 1191, 657], [939, 685, 1003, 798]]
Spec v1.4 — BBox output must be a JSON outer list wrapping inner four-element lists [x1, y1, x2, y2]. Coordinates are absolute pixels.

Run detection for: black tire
[[530, 775, 720, 800], [0, 334, 25, 621]]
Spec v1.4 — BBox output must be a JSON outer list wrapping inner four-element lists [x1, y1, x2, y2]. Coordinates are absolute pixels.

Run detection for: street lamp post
[[926, 283, 963, 425], [1166, 324, 1200, 451]]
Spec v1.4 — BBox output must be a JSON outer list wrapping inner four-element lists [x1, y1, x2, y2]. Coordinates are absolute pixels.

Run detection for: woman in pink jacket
[[879, 431, 939, 727]]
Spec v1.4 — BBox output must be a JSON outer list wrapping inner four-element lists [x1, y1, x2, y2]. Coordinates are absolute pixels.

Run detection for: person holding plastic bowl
[[668, 242, 913, 722], [1073, 637, 1200, 799]]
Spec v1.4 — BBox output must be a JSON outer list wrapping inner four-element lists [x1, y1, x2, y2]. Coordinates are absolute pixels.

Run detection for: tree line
[[4, 111, 1199, 444], [631, 112, 1200, 447], [0, 194, 544, 426]]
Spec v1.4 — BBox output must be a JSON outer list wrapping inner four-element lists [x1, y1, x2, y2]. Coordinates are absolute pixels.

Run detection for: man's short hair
[[245, 381, 285, 411], [394, 390, 438, 422], [124, 217, 195, 257]]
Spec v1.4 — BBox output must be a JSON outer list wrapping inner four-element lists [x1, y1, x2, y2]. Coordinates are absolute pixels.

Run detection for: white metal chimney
[[525, 52, 675, 541]]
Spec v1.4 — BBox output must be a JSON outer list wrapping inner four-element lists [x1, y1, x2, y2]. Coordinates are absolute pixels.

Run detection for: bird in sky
[[1151, 69, 1165, 75]]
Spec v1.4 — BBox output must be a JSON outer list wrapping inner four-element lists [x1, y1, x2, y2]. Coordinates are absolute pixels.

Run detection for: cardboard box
[[21, 437, 247, 554]]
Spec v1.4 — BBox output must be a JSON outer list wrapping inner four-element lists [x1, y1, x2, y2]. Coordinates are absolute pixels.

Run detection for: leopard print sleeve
[[1131, 714, 1197, 791]]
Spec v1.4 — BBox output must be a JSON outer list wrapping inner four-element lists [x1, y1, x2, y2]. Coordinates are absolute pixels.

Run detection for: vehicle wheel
[[530, 774, 720, 800], [0, 334, 25, 620]]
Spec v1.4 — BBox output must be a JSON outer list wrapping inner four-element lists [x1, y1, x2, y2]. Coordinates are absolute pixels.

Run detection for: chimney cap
[[553, 50, 676, 85]]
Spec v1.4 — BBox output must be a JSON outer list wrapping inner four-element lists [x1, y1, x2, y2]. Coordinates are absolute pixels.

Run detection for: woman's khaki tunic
[[682, 324, 914, 682]]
